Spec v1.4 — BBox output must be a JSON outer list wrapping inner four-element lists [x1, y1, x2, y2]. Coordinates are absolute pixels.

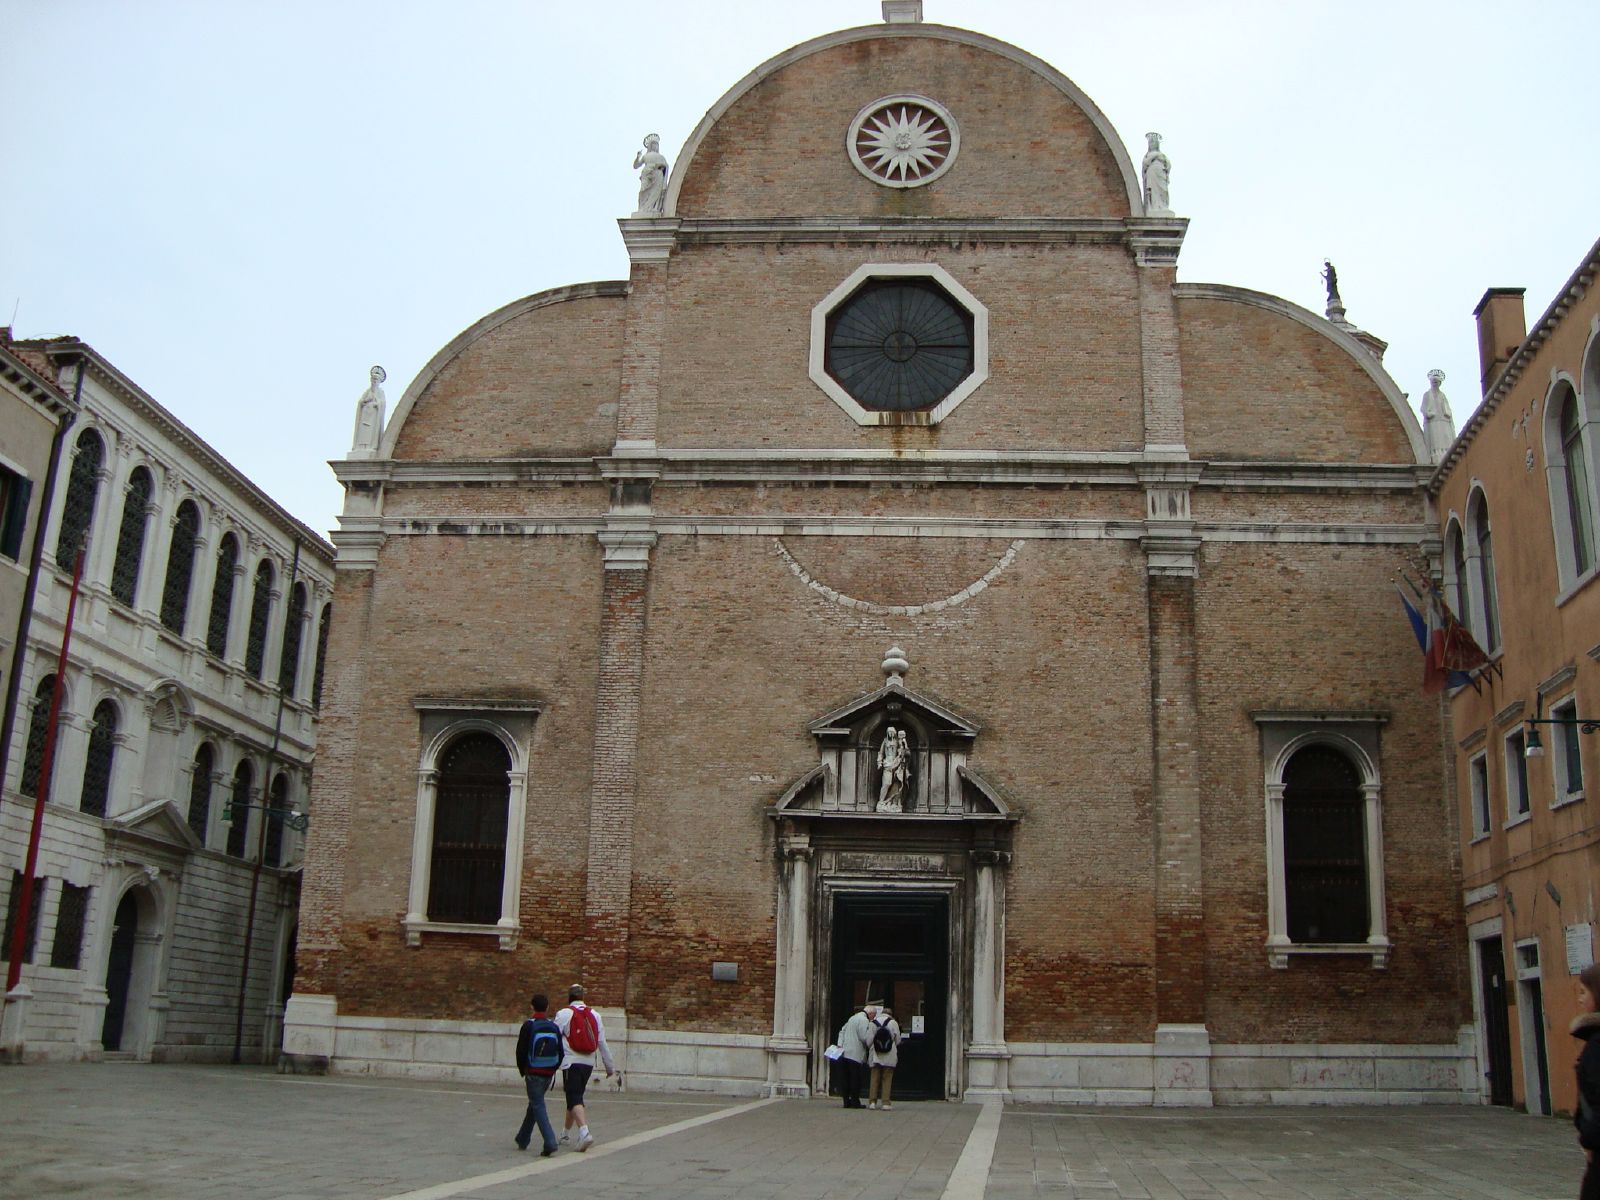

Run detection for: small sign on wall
[[1566, 924, 1594, 975], [711, 961, 739, 983], [910, 1015, 925, 1035]]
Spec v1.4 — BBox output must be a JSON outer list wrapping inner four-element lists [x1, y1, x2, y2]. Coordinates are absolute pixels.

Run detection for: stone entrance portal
[[765, 649, 1017, 1100]]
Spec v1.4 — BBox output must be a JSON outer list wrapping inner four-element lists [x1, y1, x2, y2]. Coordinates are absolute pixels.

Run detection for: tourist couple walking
[[514, 984, 617, 1156], [835, 1001, 903, 1110]]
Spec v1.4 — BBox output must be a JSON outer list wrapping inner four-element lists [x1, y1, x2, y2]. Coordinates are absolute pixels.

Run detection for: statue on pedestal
[[1422, 369, 1456, 464], [632, 133, 669, 217], [1142, 132, 1172, 216], [876, 726, 911, 812], [350, 365, 386, 457]]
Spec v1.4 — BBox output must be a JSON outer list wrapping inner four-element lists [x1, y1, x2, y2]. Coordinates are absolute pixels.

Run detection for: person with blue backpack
[[514, 993, 563, 1155]]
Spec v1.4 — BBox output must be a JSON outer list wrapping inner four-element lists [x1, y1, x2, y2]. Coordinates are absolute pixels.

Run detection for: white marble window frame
[[1503, 727, 1531, 825], [403, 703, 539, 950], [1543, 357, 1600, 596], [1468, 750, 1491, 840], [1547, 696, 1586, 809], [1255, 715, 1390, 970]]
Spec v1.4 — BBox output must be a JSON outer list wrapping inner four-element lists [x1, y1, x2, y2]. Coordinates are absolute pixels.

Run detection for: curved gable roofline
[[1174, 282, 1427, 464], [662, 23, 1145, 218], [379, 280, 629, 459]]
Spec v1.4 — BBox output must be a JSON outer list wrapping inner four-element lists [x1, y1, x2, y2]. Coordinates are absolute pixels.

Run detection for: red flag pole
[[6, 542, 87, 993]]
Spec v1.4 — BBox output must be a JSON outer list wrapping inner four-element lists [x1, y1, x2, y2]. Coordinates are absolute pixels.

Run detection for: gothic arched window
[[1282, 744, 1368, 945], [109, 466, 153, 607], [80, 699, 118, 818], [188, 743, 215, 844], [227, 759, 253, 858], [1558, 386, 1595, 577], [20, 675, 57, 798], [427, 732, 510, 925], [244, 559, 274, 679], [1467, 491, 1501, 652], [278, 582, 307, 694], [206, 533, 239, 657], [55, 429, 103, 568], [160, 499, 201, 635]]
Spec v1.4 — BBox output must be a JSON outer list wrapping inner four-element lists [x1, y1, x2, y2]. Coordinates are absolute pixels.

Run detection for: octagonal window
[[809, 264, 989, 426]]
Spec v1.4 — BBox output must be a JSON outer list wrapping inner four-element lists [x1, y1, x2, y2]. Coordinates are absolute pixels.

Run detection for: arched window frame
[[159, 498, 202, 636], [187, 742, 216, 846], [1465, 488, 1502, 653], [54, 428, 104, 569], [244, 558, 275, 679], [19, 673, 63, 798], [206, 531, 240, 658], [278, 581, 308, 695], [1443, 515, 1470, 626], [1256, 714, 1389, 969], [311, 602, 333, 710], [1543, 368, 1598, 592], [109, 465, 154, 608], [226, 757, 255, 858], [264, 773, 290, 868], [80, 697, 122, 819], [404, 703, 539, 949]]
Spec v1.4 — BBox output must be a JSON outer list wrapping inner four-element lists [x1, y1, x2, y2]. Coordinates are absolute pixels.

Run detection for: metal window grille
[[188, 744, 214, 843], [1561, 392, 1595, 574], [80, 700, 118, 818], [1557, 706, 1585, 797], [54, 430, 103, 567], [49, 882, 90, 970], [159, 500, 201, 634], [1472, 497, 1501, 651], [312, 604, 332, 709], [1282, 745, 1368, 944], [427, 733, 510, 925], [2, 870, 42, 963], [206, 534, 238, 657], [227, 762, 252, 857], [19, 675, 55, 798], [278, 582, 307, 694], [244, 560, 273, 678], [824, 279, 974, 412], [109, 467, 153, 607]]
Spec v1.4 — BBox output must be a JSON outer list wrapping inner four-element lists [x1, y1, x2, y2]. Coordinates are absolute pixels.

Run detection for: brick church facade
[[285, 12, 1474, 1103]]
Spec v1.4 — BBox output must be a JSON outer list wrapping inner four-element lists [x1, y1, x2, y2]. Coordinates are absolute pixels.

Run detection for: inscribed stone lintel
[[833, 851, 952, 875]]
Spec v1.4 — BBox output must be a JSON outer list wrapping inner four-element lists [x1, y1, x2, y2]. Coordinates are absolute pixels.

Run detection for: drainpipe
[[0, 358, 82, 809]]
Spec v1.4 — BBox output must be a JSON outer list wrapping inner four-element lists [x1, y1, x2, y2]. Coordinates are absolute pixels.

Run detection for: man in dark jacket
[[1573, 963, 1600, 1200], [515, 993, 562, 1156]]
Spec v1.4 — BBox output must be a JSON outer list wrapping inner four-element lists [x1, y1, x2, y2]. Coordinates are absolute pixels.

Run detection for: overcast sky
[[4, 1, 1596, 536]]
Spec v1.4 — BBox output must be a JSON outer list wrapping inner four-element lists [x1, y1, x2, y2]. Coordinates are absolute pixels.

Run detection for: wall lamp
[[1523, 695, 1599, 758]]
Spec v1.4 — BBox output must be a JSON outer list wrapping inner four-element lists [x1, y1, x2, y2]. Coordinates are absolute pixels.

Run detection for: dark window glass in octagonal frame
[[824, 279, 974, 413]]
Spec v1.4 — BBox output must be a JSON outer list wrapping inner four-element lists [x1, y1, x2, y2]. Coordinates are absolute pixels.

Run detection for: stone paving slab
[[0, 1064, 1584, 1200]]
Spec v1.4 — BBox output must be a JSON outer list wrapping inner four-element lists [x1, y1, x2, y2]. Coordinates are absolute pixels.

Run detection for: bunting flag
[[1395, 577, 1482, 694]]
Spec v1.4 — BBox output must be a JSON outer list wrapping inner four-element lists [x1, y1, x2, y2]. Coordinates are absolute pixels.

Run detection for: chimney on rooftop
[[1473, 287, 1526, 398], [883, 1, 923, 22]]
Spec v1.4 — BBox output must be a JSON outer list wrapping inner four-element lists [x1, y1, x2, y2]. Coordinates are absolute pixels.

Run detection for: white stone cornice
[[598, 524, 657, 569], [673, 216, 1137, 247], [1128, 219, 1189, 267], [617, 217, 680, 262]]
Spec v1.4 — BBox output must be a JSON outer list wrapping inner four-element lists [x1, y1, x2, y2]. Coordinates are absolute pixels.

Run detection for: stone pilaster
[[766, 833, 813, 1097], [1130, 220, 1188, 457], [965, 848, 1011, 1099], [613, 218, 679, 455]]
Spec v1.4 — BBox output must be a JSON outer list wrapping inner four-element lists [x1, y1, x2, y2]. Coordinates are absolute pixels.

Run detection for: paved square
[[0, 1065, 1582, 1200]]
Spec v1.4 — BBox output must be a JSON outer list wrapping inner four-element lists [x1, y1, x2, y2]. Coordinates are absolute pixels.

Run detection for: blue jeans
[[516, 1072, 558, 1151]]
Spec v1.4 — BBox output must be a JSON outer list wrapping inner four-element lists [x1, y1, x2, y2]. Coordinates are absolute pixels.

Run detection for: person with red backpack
[[554, 983, 616, 1151], [513, 993, 563, 1155]]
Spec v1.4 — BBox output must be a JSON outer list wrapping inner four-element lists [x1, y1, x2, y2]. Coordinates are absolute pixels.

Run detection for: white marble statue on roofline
[[632, 133, 669, 217], [1422, 369, 1456, 464], [349, 365, 386, 458], [876, 726, 911, 813], [1142, 132, 1172, 217]]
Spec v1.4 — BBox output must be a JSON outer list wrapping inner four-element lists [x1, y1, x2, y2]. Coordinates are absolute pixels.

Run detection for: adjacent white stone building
[[0, 334, 334, 1062]]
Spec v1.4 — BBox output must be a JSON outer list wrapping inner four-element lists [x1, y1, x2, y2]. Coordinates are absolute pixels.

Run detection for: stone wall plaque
[[1566, 923, 1594, 974], [835, 851, 948, 875]]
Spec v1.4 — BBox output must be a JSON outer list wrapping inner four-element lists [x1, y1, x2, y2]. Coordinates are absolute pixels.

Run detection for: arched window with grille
[[227, 759, 253, 857], [187, 743, 215, 844], [110, 466, 153, 608], [160, 499, 201, 635], [206, 532, 239, 657], [20, 675, 58, 798], [278, 582, 307, 695], [1281, 745, 1368, 944], [427, 732, 511, 925], [312, 603, 332, 709], [265, 774, 290, 867], [1467, 491, 1502, 652], [244, 559, 274, 679], [1444, 519, 1469, 622], [80, 699, 118, 818], [55, 429, 103, 568], [1555, 384, 1595, 578]]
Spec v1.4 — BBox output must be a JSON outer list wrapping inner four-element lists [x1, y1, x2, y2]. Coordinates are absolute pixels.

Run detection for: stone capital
[[617, 217, 681, 263]]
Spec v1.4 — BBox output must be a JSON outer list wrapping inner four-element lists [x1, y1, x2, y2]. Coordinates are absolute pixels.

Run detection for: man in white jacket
[[837, 1004, 874, 1109], [554, 984, 616, 1151]]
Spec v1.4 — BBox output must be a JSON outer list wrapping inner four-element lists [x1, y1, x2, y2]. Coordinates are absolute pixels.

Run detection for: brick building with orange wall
[[1432, 236, 1599, 1118], [283, 8, 1475, 1104]]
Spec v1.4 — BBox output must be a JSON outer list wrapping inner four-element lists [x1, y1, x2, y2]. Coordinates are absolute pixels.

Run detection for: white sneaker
[[576, 1133, 595, 1152], [559, 1134, 571, 1145], [882, 1103, 893, 1111]]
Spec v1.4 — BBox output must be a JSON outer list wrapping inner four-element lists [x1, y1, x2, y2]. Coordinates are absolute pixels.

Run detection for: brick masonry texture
[[294, 23, 1471, 1072]]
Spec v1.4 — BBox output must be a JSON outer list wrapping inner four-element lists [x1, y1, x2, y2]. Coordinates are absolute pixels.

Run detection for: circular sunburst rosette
[[847, 95, 960, 189]]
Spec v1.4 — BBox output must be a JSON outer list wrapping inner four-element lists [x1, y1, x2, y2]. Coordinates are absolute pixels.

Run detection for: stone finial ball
[[882, 646, 910, 677]]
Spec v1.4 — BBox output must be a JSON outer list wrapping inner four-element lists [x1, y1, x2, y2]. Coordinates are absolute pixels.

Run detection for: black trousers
[[840, 1057, 865, 1107], [1580, 1151, 1599, 1200]]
